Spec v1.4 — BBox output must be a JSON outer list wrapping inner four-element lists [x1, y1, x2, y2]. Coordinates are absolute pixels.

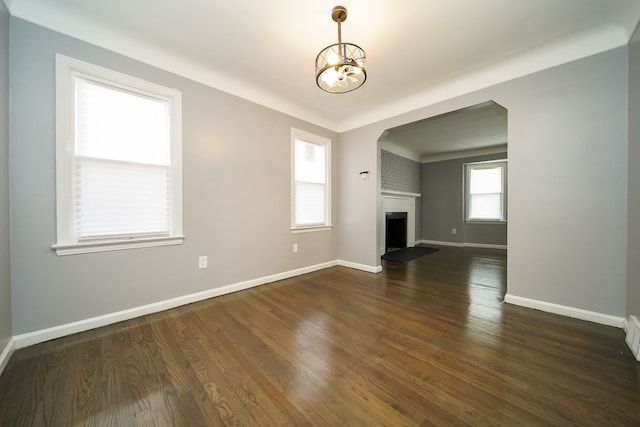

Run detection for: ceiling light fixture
[[315, 6, 367, 94]]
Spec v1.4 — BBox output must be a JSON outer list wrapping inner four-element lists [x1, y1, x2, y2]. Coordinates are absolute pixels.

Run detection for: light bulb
[[321, 68, 338, 85], [327, 52, 339, 66]]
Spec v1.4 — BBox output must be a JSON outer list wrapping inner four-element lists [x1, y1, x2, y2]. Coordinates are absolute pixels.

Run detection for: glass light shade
[[316, 43, 366, 93]]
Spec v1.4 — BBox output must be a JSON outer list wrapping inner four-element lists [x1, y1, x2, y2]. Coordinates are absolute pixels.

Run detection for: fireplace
[[381, 191, 419, 257], [385, 211, 407, 253]]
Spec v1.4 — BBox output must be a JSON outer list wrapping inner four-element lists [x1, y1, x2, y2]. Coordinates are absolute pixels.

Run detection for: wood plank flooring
[[1, 246, 638, 426]]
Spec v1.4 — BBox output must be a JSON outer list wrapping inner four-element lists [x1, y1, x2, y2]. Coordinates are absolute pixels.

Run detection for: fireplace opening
[[385, 211, 407, 253]]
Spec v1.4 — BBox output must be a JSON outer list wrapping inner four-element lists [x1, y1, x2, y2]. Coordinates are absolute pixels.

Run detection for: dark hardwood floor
[[1, 246, 638, 426]]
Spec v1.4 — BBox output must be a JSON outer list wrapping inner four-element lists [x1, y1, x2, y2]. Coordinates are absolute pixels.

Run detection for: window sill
[[465, 220, 507, 225], [291, 225, 333, 234], [52, 235, 185, 256]]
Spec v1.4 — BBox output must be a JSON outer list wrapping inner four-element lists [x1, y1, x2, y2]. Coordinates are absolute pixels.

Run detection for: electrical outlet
[[452, 228, 457, 235], [198, 255, 208, 269], [293, 243, 298, 253]]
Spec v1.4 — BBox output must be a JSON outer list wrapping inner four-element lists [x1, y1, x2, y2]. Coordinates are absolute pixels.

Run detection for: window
[[291, 128, 331, 232], [465, 160, 507, 222], [53, 54, 183, 255]]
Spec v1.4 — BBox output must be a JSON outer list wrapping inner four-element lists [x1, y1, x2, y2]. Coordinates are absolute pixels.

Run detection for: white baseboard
[[418, 239, 506, 250], [465, 242, 507, 250], [337, 260, 382, 273], [504, 294, 625, 327], [625, 315, 640, 361], [0, 337, 16, 376], [419, 239, 464, 247], [13, 260, 343, 349]]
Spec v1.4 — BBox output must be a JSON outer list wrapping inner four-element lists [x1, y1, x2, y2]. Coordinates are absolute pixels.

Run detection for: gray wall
[[340, 46, 628, 317], [629, 25, 640, 320], [0, 2, 12, 351], [9, 18, 338, 334], [380, 149, 422, 239], [421, 153, 507, 246]]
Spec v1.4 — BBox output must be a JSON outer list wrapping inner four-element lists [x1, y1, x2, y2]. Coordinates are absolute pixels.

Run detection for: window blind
[[468, 164, 504, 220], [294, 139, 327, 226], [74, 77, 172, 240]]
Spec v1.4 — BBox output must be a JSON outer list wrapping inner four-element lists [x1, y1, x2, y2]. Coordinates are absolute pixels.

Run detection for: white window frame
[[53, 54, 184, 255], [464, 159, 507, 223], [291, 128, 332, 233]]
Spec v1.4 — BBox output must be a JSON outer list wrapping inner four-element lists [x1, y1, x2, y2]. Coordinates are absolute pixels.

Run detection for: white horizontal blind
[[294, 138, 327, 226], [75, 77, 172, 240], [467, 163, 505, 220]]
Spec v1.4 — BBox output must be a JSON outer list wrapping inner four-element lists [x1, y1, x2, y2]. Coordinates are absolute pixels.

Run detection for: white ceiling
[[5, 0, 640, 132], [381, 101, 507, 163]]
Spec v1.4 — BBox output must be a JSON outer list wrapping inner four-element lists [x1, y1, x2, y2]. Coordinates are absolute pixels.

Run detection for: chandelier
[[315, 6, 367, 94]]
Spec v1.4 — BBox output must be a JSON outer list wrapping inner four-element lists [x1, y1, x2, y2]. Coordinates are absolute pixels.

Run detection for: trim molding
[[421, 145, 507, 164], [13, 260, 345, 349], [624, 315, 640, 361], [419, 239, 506, 250], [0, 337, 16, 376], [464, 242, 507, 250], [419, 239, 463, 247], [504, 294, 625, 328], [381, 189, 421, 198], [337, 260, 382, 273]]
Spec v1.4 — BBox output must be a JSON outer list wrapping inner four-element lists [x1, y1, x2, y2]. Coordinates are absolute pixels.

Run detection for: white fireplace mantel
[[381, 189, 421, 198]]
